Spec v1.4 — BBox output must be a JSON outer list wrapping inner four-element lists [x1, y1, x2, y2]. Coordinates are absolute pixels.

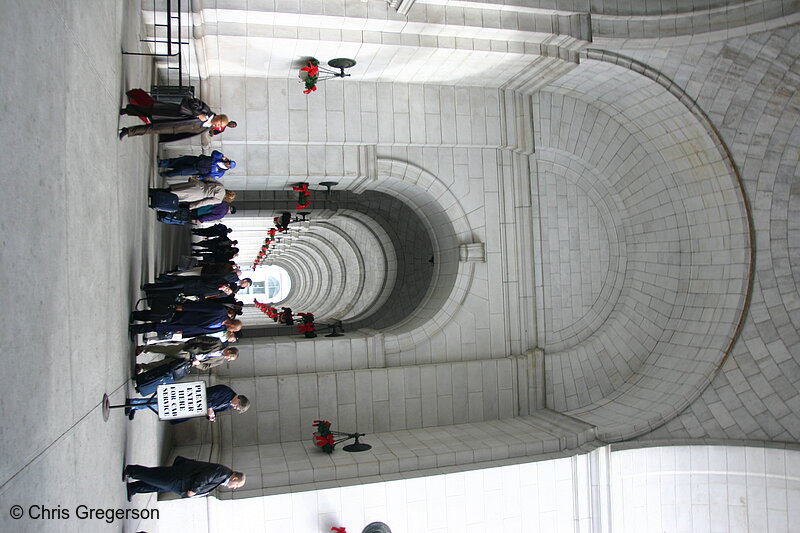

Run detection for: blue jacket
[[198, 151, 229, 180]]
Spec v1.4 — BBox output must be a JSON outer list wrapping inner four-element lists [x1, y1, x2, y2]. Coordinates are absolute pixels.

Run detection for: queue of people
[[124, 224, 250, 497], [148, 178, 237, 225], [121, 90, 248, 499]]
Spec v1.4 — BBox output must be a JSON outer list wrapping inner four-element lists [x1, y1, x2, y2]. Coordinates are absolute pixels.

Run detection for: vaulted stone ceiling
[[151, 0, 800, 498]]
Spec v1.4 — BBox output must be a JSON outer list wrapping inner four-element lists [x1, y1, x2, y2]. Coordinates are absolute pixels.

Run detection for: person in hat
[[159, 150, 236, 180], [210, 119, 237, 136]]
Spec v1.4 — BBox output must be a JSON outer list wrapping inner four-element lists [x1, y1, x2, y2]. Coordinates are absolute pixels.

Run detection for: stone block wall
[[159, 1, 800, 500], [533, 60, 751, 440]]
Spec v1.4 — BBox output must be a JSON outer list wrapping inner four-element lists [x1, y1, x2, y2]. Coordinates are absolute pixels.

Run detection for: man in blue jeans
[[159, 150, 236, 179], [125, 383, 250, 421]]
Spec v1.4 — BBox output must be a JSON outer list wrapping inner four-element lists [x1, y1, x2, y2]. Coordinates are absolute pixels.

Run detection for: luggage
[[157, 207, 193, 225], [125, 89, 154, 124], [134, 358, 192, 396], [136, 305, 176, 322], [148, 189, 180, 212]]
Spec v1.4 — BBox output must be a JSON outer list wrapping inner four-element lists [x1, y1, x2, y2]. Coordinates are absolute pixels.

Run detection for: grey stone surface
[[614, 26, 800, 445], [0, 1, 183, 531]]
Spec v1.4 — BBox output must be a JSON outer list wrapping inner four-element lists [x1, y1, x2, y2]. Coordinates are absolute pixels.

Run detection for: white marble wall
[[160, 452, 580, 533], [611, 446, 800, 533], [157, 444, 800, 533]]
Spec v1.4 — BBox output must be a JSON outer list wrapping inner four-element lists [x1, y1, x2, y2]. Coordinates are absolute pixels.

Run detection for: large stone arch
[[357, 159, 481, 343], [533, 59, 753, 441]]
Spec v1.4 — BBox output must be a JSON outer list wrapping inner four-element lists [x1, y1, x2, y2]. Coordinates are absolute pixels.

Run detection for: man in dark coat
[[195, 247, 239, 264], [125, 381, 249, 420], [121, 96, 213, 121], [275, 211, 292, 231], [204, 384, 249, 419], [192, 236, 236, 251], [192, 223, 232, 238], [123, 457, 245, 500], [119, 96, 226, 142], [129, 302, 242, 337], [141, 275, 240, 299], [120, 118, 211, 142]]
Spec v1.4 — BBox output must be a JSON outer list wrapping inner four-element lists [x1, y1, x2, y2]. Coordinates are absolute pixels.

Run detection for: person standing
[[192, 223, 232, 238], [141, 274, 240, 299], [194, 202, 236, 223], [120, 114, 232, 143], [191, 236, 237, 251], [120, 96, 214, 121], [149, 180, 235, 210], [136, 335, 225, 359], [159, 150, 236, 180], [129, 302, 242, 337], [125, 381, 248, 420], [123, 457, 245, 500]]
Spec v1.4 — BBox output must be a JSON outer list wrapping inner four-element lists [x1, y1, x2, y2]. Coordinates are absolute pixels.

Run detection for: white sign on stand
[[157, 381, 207, 420]]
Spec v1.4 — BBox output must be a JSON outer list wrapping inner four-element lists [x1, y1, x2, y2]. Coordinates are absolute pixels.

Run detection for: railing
[[123, 0, 192, 90]]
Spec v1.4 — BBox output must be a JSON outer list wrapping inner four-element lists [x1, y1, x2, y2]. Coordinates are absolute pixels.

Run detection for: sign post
[[103, 381, 208, 421]]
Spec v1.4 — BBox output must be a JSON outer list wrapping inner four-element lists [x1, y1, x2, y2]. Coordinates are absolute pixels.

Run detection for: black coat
[[148, 97, 214, 122], [145, 276, 233, 298], [192, 224, 231, 238], [177, 97, 213, 118], [206, 385, 237, 412], [171, 456, 232, 495]]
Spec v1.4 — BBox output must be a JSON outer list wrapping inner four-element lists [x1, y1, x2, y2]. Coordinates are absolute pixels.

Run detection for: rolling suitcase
[[148, 189, 180, 212], [134, 358, 192, 396]]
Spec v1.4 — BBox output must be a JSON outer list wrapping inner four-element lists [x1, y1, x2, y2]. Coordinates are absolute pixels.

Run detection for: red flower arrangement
[[299, 59, 320, 94], [252, 228, 280, 267], [312, 420, 335, 454], [297, 312, 316, 338], [292, 183, 311, 210]]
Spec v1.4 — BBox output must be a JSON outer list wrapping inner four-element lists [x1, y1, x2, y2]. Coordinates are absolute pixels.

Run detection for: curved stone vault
[[533, 60, 752, 441], [228, 188, 440, 332]]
